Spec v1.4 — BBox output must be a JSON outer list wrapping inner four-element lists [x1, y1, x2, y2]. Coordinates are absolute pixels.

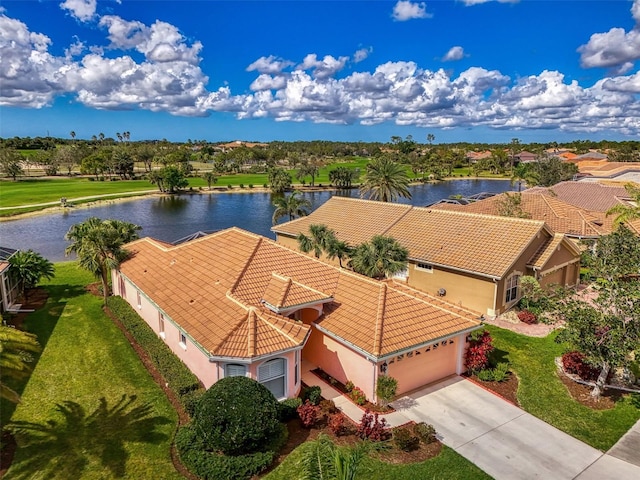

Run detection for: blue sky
[[1, 0, 639, 143]]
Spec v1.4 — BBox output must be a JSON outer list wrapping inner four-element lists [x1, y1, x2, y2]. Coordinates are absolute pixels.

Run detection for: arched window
[[225, 363, 247, 378], [258, 358, 286, 399]]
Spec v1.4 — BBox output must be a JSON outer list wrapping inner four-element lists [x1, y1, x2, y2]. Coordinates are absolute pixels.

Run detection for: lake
[[1, 179, 513, 261]]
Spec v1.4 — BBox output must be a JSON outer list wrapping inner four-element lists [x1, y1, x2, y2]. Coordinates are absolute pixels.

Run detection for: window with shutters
[[258, 358, 286, 399], [225, 363, 247, 378]]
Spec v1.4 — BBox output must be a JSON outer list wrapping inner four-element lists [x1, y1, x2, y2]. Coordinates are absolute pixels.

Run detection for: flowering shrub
[[517, 309, 538, 325], [349, 386, 367, 406], [344, 380, 355, 393], [356, 409, 388, 441], [297, 400, 321, 428], [464, 330, 495, 373], [328, 412, 347, 436], [562, 351, 600, 381]]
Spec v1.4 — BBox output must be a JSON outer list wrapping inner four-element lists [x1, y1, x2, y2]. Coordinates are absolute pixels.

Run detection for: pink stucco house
[[113, 228, 482, 402]]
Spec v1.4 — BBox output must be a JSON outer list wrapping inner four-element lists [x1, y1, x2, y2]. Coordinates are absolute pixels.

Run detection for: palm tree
[[606, 183, 640, 227], [65, 218, 141, 304], [272, 191, 312, 224], [350, 235, 408, 279], [510, 163, 539, 191], [0, 326, 40, 403], [8, 250, 55, 300], [325, 238, 351, 268], [359, 156, 411, 202], [297, 224, 335, 259]]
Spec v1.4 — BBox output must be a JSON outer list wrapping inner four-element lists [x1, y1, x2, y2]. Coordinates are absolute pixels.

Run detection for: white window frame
[[415, 262, 434, 273], [179, 332, 187, 350], [392, 268, 409, 281], [225, 363, 247, 378], [505, 274, 520, 303], [158, 313, 165, 339], [258, 357, 287, 400], [136, 291, 142, 309]]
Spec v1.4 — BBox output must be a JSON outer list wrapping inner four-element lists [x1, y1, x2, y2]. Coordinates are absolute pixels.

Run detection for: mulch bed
[[557, 372, 621, 410], [464, 372, 520, 406]]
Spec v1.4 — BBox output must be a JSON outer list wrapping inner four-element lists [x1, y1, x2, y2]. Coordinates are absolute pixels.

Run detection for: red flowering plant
[[464, 330, 495, 373]]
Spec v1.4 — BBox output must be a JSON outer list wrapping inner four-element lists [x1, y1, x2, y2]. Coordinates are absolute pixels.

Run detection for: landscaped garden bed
[[464, 371, 520, 406]]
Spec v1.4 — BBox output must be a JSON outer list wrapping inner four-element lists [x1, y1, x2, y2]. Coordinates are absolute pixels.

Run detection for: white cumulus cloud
[[59, 0, 97, 22], [246, 55, 294, 74], [392, 1, 432, 21], [443, 46, 465, 62], [353, 47, 372, 63], [461, 0, 520, 6]]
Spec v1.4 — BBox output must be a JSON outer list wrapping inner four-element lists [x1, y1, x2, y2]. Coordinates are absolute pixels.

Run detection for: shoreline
[[0, 176, 512, 222]]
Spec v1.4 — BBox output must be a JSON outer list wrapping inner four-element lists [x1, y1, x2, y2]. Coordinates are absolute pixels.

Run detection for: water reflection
[[1, 180, 513, 262]]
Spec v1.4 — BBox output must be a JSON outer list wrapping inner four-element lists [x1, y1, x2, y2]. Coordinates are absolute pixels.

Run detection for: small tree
[[193, 376, 281, 455], [268, 167, 292, 194], [202, 171, 217, 190], [375, 375, 397, 407], [8, 250, 55, 300]]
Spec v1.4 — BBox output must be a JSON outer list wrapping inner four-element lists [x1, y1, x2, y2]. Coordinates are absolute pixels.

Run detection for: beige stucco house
[[273, 197, 581, 317], [0, 247, 20, 314], [114, 228, 482, 402]]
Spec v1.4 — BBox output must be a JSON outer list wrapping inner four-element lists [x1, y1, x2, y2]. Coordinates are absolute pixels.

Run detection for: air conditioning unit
[[438, 288, 446, 297]]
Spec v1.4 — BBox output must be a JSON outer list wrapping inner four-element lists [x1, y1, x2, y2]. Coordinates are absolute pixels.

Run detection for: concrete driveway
[[390, 376, 639, 480]]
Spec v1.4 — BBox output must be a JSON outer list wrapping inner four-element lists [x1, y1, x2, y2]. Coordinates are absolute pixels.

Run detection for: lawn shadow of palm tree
[[8, 394, 171, 479]]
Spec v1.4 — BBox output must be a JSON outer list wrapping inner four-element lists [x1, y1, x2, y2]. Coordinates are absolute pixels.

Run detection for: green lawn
[[263, 442, 491, 480], [488, 325, 640, 451], [3, 263, 182, 480]]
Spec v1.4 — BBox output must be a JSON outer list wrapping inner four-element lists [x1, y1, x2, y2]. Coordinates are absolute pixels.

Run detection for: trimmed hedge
[[176, 423, 287, 480], [106, 296, 203, 409]]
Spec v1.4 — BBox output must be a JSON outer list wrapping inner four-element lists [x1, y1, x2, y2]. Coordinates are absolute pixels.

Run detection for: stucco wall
[[407, 264, 495, 315]]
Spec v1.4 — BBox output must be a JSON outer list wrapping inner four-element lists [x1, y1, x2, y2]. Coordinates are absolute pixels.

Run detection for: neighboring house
[[465, 150, 492, 163], [514, 151, 537, 163], [273, 197, 581, 317], [432, 191, 618, 240], [114, 228, 482, 402], [0, 247, 19, 314]]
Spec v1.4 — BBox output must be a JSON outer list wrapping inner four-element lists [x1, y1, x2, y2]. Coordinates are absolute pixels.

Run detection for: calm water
[[1, 180, 512, 261]]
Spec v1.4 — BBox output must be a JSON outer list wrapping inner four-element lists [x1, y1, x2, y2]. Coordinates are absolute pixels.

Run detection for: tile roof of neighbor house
[[119, 228, 481, 361], [526, 181, 631, 212], [272, 197, 549, 279], [432, 191, 617, 238], [527, 233, 566, 270]]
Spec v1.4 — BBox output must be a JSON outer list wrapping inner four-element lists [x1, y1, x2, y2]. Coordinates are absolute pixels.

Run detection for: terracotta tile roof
[[274, 197, 547, 278], [274, 197, 412, 245], [525, 181, 632, 212], [527, 233, 565, 269], [119, 228, 480, 361], [433, 191, 616, 238]]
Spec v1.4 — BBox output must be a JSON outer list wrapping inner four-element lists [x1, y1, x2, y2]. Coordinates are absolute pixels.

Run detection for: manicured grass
[[488, 325, 640, 451], [3, 263, 182, 479], [263, 442, 491, 480]]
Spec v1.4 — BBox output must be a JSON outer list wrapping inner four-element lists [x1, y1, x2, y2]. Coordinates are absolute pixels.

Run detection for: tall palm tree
[[0, 326, 40, 403], [325, 238, 351, 268], [359, 156, 411, 202], [510, 163, 539, 191], [350, 235, 408, 279], [297, 224, 335, 259], [606, 183, 640, 227], [272, 191, 312, 224], [8, 250, 55, 300], [65, 218, 141, 304]]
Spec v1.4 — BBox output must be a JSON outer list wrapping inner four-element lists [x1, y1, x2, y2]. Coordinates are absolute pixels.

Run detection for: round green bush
[[193, 376, 281, 455]]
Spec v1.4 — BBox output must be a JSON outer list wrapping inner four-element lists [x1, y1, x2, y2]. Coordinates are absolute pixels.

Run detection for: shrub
[[356, 409, 387, 441], [349, 386, 367, 406], [464, 330, 495, 373], [301, 385, 322, 405], [492, 362, 510, 382], [413, 422, 437, 444], [376, 375, 398, 406], [344, 380, 355, 393], [176, 423, 286, 480], [297, 400, 320, 428], [279, 397, 302, 421], [181, 388, 206, 417], [193, 376, 281, 456], [392, 426, 419, 452], [477, 368, 494, 382], [562, 351, 600, 381], [263, 183, 268, 188], [319, 399, 338, 415], [239, 183, 245, 188], [106, 297, 202, 409], [328, 412, 347, 436], [248, 184, 254, 188], [517, 309, 538, 325], [631, 393, 640, 409]]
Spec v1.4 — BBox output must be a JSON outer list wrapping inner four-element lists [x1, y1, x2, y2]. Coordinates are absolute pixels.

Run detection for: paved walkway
[[304, 368, 640, 479]]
